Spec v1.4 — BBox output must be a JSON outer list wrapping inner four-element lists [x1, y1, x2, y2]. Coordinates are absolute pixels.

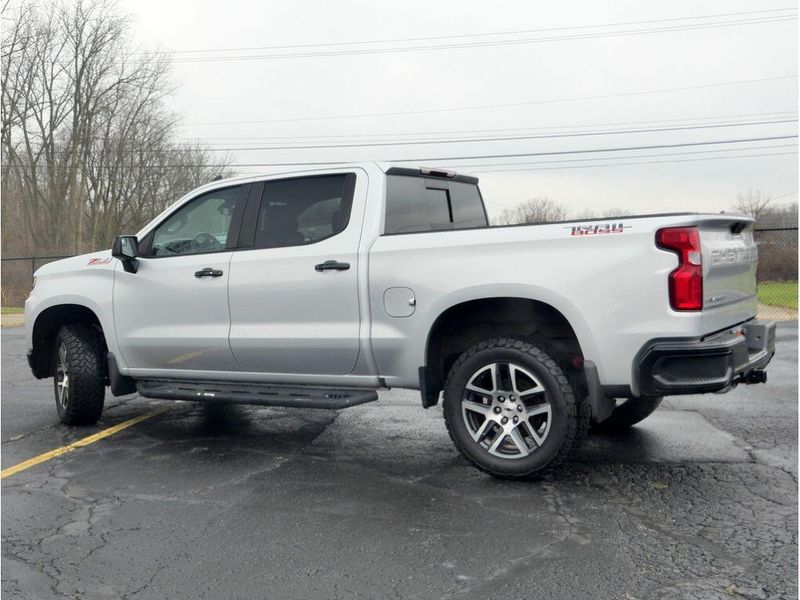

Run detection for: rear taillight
[[656, 227, 703, 311]]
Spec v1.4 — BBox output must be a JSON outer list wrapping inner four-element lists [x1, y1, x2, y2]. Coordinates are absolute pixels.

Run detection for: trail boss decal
[[86, 257, 112, 266], [566, 223, 630, 236]]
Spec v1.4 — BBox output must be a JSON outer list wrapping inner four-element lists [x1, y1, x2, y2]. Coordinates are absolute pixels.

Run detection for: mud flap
[[584, 361, 615, 423]]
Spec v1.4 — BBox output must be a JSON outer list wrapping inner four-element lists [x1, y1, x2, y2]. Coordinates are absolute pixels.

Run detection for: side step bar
[[136, 379, 379, 410]]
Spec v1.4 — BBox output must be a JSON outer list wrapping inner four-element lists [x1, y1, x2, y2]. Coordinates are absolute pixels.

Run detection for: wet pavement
[[2, 325, 797, 599]]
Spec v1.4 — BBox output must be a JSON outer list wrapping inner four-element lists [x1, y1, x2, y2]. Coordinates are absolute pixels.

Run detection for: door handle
[[315, 260, 350, 272], [195, 267, 224, 278]]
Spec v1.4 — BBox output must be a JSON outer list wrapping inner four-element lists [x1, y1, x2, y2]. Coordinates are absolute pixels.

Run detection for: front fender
[[25, 253, 120, 368]]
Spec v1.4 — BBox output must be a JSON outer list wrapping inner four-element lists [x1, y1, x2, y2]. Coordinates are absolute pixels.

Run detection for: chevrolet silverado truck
[[25, 163, 775, 479]]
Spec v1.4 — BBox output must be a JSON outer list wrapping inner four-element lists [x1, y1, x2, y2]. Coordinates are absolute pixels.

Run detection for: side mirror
[[112, 235, 140, 273]]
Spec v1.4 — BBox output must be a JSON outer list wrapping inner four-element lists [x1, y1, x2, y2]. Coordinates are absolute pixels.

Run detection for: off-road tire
[[52, 324, 105, 425], [443, 337, 588, 480], [591, 397, 663, 434]]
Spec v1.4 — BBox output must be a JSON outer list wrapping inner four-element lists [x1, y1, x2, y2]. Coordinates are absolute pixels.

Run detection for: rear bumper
[[636, 319, 775, 396]]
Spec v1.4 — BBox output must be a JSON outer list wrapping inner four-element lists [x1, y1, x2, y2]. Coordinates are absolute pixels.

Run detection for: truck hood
[[34, 250, 115, 278]]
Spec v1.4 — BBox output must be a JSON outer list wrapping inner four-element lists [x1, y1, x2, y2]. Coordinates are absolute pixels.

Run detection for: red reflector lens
[[656, 227, 703, 311]]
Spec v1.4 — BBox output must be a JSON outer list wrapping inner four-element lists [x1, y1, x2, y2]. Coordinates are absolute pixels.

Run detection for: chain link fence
[[753, 227, 798, 321], [1, 255, 72, 327], [1, 227, 796, 328]]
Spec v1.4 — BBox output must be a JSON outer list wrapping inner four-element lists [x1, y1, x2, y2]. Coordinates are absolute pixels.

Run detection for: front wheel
[[443, 338, 587, 480], [52, 324, 106, 425]]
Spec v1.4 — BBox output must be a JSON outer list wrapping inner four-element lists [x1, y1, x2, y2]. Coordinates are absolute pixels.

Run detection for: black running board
[[136, 379, 379, 409]]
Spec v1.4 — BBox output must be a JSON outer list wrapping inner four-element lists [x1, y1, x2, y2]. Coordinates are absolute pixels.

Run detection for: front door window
[[151, 186, 241, 256]]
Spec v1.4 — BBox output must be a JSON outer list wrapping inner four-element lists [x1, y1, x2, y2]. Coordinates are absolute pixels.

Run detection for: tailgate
[[700, 217, 758, 330]]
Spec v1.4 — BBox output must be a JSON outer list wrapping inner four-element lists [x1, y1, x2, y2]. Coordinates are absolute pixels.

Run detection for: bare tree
[[602, 207, 633, 217], [731, 189, 773, 220], [751, 201, 799, 228], [494, 197, 569, 225], [1, 0, 232, 257], [572, 208, 597, 220], [572, 207, 633, 220]]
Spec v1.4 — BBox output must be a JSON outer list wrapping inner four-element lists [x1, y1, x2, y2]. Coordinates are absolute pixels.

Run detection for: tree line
[[495, 191, 798, 227], [1, 0, 232, 258], [495, 191, 797, 284]]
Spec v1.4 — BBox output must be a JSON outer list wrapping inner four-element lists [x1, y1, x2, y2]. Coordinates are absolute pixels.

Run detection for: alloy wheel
[[460, 362, 552, 459], [55, 343, 69, 409]]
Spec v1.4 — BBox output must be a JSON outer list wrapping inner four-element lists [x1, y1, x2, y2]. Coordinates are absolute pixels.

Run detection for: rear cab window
[[384, 169, 488, 234]]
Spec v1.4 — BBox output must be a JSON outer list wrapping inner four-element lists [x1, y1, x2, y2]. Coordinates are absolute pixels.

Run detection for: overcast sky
[[118, 0, 798, 218]]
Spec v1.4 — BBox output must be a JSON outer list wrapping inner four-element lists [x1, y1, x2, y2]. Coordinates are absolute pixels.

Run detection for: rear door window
[[252, 174, 354, 248]]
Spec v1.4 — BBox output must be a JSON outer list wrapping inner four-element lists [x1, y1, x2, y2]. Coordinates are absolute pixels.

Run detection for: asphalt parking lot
[[2, 325, 797, 600]]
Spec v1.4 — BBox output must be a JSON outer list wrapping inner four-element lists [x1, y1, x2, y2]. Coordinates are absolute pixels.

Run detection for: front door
[[113, 184, 247, 374], [227, 172, 363, 375]]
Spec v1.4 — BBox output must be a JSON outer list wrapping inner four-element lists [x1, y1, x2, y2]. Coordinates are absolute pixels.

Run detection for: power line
[[380, 135, 800, 164], [13, 143, 796, 171], [459, 150, 798, 174], [150, 7, 797, 56], [443, 143, 798, 170], [183, 116, 800, 149], [7, 135, 797, 169], [182, 110, 799, 143], [771, 190, 799, 200], [6, 149, 795, 174], [154, 15, 797, 64], [183, 118, 798, 152], [67, 110, 799, 144], [183, 75, 797, 125]]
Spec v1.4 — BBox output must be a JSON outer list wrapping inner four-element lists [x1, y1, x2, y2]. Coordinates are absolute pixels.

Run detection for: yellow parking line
[[1, 407, 170, 480]]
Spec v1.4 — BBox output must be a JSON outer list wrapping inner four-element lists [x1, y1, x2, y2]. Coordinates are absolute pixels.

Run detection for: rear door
[[227, 171, 364, 375]]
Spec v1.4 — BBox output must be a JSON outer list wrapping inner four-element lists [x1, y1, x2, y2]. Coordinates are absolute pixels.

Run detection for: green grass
[[758, 281, 798, 309], [1, 306, 23, 314]]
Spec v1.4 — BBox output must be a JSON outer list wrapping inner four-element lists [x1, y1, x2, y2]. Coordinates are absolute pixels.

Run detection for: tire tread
[[443, 337, 589, 480], [54, 324, 105, 425]]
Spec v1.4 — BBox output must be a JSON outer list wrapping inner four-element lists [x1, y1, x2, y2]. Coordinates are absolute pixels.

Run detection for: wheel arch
[[30, 303, 107, 379], [421, 295, 591, 407]]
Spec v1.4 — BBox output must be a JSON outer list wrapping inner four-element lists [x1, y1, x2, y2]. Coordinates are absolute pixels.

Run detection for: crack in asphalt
[[443, 484, 577, 599], [3, 405, 346, 599], [1, 396, 141, 447], [2, 324, 796, 600]]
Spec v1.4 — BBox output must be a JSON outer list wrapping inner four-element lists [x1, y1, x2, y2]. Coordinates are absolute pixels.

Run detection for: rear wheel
[[591, 397, 663, 433], [443, 338, 587, 480], [52, 324, 105, 425]]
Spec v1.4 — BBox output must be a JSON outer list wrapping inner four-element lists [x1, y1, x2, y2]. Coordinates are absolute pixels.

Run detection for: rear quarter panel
[[368, 214, 752, 392]]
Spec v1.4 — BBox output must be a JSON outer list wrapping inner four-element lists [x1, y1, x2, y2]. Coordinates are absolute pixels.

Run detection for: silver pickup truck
[[25, 163, 775, 478]]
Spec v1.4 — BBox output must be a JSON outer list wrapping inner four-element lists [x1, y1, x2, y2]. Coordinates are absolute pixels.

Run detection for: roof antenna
[[212, 174, 223, 182]]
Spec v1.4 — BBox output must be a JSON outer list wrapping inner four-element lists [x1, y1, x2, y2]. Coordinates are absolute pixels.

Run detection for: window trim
[[235, 182, 265, 250], [138, 184, 250, 259], [237, 172, 357, 250], [425, 186, 453, 225]]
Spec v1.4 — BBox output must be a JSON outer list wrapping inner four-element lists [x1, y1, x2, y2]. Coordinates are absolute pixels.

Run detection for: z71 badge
[[86, 257, 112, 266], [566, 223, 630, 236]]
